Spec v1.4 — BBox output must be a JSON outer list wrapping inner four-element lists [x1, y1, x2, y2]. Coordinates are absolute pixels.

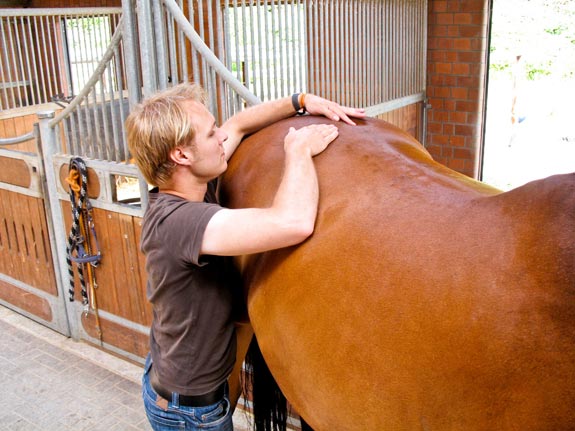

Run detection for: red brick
[[430, 25, 449, 37], [459, 25, 483, 38], [434, 111, 450, 122], [454, 38, 472, 51], [428, 98, 445, 110], [437, 13, 454, 25], [445, 51, 458, 62], [428, 122, 443, 134], [457, 76, 480, 88], [460, 0, 485, 13], [458, 51, 477, 63], [450, 136, 466, 147], [449, 111, 467, 123], [447, 26, 461, 37], [454, 13, 472, 24], [431, 134, 450, 145], [436, 63, 453, 74], [451, 87, 469, 99], [444, 100, 456, 111], [443, 124, 455, 135], [455, 124, 476, 136], [454, 148, 473, 159], [437, 38, 455, 50], [432, 1, 448, 13], [452, 63, 470, 75]]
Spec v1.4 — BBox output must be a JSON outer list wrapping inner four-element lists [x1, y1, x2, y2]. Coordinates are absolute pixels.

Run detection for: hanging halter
[[65, 157, 102, 340]]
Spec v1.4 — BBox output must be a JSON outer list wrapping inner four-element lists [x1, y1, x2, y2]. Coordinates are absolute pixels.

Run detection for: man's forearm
[[270, 148, 319, 236], [228, 96, 297, 137]]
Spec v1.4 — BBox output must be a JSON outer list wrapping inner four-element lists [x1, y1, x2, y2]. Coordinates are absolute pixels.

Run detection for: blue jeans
[[142, 355, 234, 431]]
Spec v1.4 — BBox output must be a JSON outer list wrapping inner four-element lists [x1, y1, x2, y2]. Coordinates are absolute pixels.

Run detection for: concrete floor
[[0, 305, 253, 430]]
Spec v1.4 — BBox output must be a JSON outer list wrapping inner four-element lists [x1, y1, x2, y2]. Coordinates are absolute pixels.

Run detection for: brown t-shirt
[[140, 182, 240, 395]]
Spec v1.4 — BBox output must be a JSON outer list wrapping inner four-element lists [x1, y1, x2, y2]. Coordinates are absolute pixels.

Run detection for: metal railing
[[13, 0, 432, 182], [0, 7, 122, 111], [153, 0, 427, 116]]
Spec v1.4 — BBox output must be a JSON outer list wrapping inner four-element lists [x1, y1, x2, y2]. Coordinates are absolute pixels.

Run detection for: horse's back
[[221, 117, 575, 430]]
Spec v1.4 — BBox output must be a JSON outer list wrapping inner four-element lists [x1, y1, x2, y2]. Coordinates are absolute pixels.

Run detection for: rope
[[65, 157, 103, 340]]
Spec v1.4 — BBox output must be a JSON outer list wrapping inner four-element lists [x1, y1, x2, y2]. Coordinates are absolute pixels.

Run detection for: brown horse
[[220, 116, 575, 431]]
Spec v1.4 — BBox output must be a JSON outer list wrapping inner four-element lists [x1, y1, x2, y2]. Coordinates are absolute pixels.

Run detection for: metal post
[[37, 110, 79, 339], [122, 0, 142, 109]]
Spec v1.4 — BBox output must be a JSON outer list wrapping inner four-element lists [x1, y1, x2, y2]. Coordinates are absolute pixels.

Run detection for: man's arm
[[221, 94, 365, 160], [201, 123, 338, 256]]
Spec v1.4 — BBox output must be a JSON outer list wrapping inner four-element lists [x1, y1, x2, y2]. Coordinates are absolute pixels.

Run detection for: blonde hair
[[125, 83, 207, 186]]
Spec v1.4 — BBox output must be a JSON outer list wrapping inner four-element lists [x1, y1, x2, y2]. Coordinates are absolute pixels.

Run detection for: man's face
[[184, 101, 228, 180]]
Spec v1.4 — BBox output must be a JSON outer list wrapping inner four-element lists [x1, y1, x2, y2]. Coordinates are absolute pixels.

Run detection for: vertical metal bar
[[335, 0, 342, 104], [314, 0, 321, 97], [189, 0, 200, 84], [137, 0, 157, 97], [37, 110, 75, 338], [166, 10, 178, 84], [286, 0, 293, 93], [122, 0, 142, 108], [21, 16, 36, 105], [39, 16, 54, 101], [247, 1, 256, 97], [29, 16, 45, 104], [262, 0, 271, 100], [98, 79, 112, 160], [0, 17, 16, 108], [216, 1, 229, 120], [344, 0, 350, 105], [238, 0, 247, 87], [106, 60, 120, 160], [278, 0, 286, 95], [152, 0, 168, 88], [16, 16, 30, 106], [300, 0, 307, 93], [270, 0, 278, 98], [327, 0, 334, 101], [279, 0, 288, 96], [253, 0, 262, 99], [353, 0, 358, 106], [196, 0, 206, 89], [176, 1, 187, 83]]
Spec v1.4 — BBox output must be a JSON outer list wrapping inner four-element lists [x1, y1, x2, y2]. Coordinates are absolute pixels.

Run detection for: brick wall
[[426, 0, 490, 179]]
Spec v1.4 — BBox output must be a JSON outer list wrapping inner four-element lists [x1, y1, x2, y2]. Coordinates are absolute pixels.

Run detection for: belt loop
[[172, 392, 180, 408]]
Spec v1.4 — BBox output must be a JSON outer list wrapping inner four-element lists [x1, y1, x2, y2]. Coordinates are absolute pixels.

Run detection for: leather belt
[[150, 367, 225, 407]]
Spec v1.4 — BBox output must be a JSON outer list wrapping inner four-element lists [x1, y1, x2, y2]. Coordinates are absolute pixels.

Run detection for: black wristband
[[291, 93, 302, 113], [291, 93, 305, 115]]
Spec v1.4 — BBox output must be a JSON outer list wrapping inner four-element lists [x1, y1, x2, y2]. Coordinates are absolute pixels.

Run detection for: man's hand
[[284, 124, 339, 157], [304, 94, 366, 126]]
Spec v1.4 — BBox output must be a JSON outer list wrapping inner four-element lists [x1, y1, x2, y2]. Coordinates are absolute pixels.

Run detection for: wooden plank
[[0, 189, 10, 276], [7, 189, 30, 287], [118, 212, 147, 325], [133, 217, 152, 326], [81, 312, 149, 360], [22, 195, 58, 295], [1, 117, 16, 138], [3, 190, 24, 283], [98, 209, 130, 319], [0, 278, 53, 322], [0, 156, 31, 188]]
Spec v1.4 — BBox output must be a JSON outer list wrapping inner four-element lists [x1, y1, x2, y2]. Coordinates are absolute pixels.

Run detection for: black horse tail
[[244, 335, 288, 431]]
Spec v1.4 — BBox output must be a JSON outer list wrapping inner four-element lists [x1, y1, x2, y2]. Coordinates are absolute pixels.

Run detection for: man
[[126, 83, 365, 431]]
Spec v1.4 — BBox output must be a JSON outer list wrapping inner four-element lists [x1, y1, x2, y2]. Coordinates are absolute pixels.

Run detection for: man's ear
[[169, 146, 194, 166]]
